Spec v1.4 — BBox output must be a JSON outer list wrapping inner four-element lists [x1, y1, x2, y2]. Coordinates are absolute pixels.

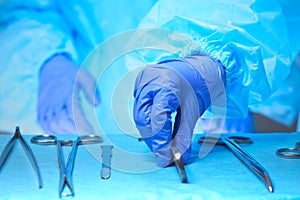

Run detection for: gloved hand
[[38, 54, 100, 134], [133, 54, 225, 167]]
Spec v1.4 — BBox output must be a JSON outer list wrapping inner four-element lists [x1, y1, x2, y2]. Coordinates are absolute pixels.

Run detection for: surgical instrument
[[172, 147, 188, 183], [138, 137, 188, 183], [276, 141, 300, 159], [198, 136, 274, 193], [0, 126, 43, 188], [31, 134, 102, 197], [100, 145, 113, 179]]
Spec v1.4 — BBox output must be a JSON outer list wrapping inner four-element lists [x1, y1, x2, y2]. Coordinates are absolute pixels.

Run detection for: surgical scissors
[[198, 136, 274, 193], [276, 141, 300, 159], [31, 134, 103, 197]]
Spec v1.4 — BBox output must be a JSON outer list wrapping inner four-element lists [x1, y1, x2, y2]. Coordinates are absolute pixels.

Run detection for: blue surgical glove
[[133, 54, 225, 167], [38, 54, 100, 134]]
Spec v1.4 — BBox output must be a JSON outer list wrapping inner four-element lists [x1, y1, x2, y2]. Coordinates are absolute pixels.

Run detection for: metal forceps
[[0, 127, 43, 188], [198, 136, 274, 193], [276, 141, 300, 159], [31, 134, 103, 197]]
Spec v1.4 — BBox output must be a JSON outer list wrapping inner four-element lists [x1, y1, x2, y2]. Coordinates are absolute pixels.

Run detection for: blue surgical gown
[[0, 0, 298, 133]]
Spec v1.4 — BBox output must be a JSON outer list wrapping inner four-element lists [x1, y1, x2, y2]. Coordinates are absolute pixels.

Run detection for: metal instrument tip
[[268, 185, 274, 193], [262, 172, 274, 193]]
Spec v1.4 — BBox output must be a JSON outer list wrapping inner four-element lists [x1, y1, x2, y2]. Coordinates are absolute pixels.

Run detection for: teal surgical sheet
[[0, 132, 299, 199]]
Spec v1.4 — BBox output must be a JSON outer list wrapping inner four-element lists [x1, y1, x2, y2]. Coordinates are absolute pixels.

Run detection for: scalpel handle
[[100, 145, 113, 179]]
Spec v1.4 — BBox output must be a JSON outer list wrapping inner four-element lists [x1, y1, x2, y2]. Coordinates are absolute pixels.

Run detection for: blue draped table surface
[[0, 132, 299, 199]]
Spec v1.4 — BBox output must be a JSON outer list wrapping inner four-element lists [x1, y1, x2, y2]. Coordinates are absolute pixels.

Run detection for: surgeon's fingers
[[172, 106, 199, 164], [133, 92, 153, 157], [50, 107, 77, 134], [39, 91, 93, 134], [71, 91, 94, 134], [77, 68, 100, 106], [135, 87, 180, 167], [133, 84, 156, 139], [39, 98, 76, 134], [150, 89, 180, 167]]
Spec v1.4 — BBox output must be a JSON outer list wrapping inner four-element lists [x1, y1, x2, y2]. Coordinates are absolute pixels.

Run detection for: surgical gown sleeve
[[0, 2, 78, 132], [57, 0, 157, 61], [250, 54, 300, 127], [128, 0, 292, 118], [249, 0, 300, 127]]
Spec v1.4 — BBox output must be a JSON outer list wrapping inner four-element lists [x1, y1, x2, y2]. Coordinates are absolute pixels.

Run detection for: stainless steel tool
[[100, 145, 113, 179], [0, 127, 43, 188], [198, 135, 274, 193]]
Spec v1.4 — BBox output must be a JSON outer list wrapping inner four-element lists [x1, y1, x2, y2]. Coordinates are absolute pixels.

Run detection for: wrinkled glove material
[[134, 55, 225, 167]]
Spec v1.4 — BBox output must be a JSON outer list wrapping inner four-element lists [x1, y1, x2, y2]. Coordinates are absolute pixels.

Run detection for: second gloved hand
[[133, 54, 225, 167], [38, 54, 100, 134]]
